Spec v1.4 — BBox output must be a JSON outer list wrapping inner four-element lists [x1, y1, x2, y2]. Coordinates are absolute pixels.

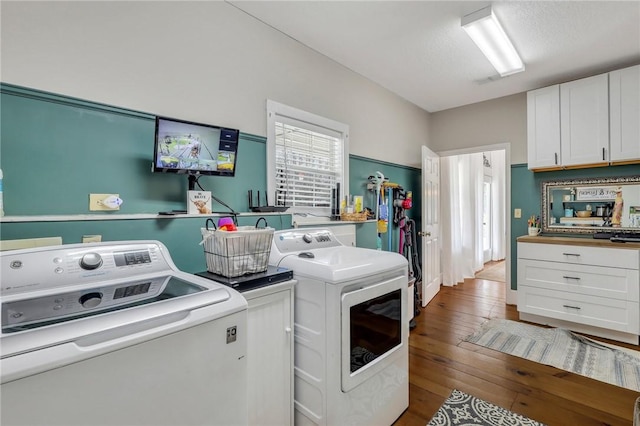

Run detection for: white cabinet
[[527, 85, 561, 169], [517, 240, 640, 344], [610, 64, 640, 163], [244, 280, 295, 426], [527, 65, 640, 171], [560, 73, 609, 167]]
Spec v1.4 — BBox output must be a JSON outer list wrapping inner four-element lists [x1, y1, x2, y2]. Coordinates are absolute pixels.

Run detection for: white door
[[421, 146, 441, 306], [526, 85, 561, 169], [560, 73, 609, 166], [609, 64, 640, 162]]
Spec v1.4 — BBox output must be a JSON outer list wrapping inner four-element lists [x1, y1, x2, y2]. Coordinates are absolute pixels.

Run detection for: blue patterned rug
[[465, 319, 640, 392], [428, 389, 544, 426]]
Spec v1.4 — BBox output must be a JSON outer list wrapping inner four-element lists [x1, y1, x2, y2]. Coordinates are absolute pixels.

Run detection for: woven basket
[[340, 212, 367, 222]]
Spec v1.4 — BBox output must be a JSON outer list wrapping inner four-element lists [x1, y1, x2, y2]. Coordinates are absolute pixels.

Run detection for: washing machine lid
[[0, 271, 243, 359], [275, 246, 408, 283]]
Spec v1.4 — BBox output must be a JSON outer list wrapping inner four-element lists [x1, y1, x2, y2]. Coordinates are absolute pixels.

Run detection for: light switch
[[514, 208, 522, 218]]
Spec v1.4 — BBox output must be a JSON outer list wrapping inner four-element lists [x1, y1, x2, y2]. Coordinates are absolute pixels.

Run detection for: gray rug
[[465, 318, 640, 392], [427, 389, 544, 426]]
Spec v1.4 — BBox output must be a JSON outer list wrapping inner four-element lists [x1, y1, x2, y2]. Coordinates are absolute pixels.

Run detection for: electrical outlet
[[89, 194, 120, 211], [514, 208, 522, 219]]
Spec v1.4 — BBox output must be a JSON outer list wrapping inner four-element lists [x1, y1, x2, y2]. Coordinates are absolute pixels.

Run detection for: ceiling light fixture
[[462, 5, 524, 77]]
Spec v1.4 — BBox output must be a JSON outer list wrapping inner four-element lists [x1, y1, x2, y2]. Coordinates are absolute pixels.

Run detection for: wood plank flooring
[[394, 278, 640, 426]]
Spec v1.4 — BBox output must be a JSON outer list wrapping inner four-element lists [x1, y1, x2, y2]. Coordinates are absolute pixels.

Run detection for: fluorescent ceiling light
[[462, 5, 524, 77]]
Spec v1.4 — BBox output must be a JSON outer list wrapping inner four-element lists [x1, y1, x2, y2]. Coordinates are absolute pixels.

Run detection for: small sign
[[187, 190, 212, 214], [575, 186, 617, 201]]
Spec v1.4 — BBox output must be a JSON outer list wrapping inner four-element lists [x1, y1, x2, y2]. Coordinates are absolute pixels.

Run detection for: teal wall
[[510, 163, 640, 289], [0, 84, 421, 271], [349, 156, 422, 251]]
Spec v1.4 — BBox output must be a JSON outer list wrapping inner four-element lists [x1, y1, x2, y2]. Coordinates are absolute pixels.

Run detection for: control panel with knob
[[79, 292, 103, 309], [271, 229, 341, 254], [80, 253, 103, 270]]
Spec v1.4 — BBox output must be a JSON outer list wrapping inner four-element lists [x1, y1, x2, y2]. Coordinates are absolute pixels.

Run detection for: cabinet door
[[610, 65, 640, 163], [527, 85, 561, 169], [246, 286, 293, 426], [560, 73, 609, 167]]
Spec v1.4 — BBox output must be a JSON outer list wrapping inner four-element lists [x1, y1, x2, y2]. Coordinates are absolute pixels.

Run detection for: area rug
[[475, 262, 505, 282], [427, 389, 544, 426], [464, 318, 640, 392]]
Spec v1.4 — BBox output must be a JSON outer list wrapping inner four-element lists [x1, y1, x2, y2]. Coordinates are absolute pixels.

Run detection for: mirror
[[542, 175, 640, 234]]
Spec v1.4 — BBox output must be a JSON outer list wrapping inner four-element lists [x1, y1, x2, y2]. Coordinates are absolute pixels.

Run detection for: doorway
[[437, 144, 510, 297]]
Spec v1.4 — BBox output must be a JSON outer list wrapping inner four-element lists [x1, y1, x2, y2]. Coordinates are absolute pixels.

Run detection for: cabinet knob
[[285, 327, 292, 334]]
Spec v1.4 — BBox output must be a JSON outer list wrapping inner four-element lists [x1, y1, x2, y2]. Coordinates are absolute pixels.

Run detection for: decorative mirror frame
[[541, 175, 640, 234]]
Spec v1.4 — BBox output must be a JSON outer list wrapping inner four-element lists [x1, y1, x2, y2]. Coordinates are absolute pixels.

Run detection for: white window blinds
[[267, 100, 349, 218], [274, 121, 343, 208]]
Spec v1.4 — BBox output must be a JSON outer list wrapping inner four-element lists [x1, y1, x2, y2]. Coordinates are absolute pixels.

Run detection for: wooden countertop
[[517, 235, 640, 249]]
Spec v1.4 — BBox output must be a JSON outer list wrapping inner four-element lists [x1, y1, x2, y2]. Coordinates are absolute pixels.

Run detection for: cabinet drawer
[[518, 242, 639, 269], [517, 286, 639, 334], [518, 259, 639, 301]]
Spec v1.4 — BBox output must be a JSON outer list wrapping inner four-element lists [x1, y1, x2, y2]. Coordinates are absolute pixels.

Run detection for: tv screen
[[152, 116, 239, 177]]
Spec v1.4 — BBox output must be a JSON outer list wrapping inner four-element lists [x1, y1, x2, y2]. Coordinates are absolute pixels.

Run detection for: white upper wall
[[429, 93, 528, 165], [1, 1, 430, 168]]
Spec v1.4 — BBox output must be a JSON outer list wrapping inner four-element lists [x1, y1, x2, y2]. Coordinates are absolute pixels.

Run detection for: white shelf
[[0, 212, 289, 223]]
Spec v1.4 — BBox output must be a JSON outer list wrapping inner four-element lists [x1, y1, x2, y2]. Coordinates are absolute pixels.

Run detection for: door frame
[[437, 143, 514, 305], [482, 173, 492, 263]]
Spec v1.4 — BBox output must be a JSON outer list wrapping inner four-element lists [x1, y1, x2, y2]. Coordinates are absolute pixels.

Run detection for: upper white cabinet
[[560, 73, 609, 167], [527, 65, 640, 171], [527, 85, 561, 169], [609, 64, 640, 163]]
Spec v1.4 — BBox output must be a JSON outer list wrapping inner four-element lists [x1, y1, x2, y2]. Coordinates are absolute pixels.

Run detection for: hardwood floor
[[394, 278, 640, 426]]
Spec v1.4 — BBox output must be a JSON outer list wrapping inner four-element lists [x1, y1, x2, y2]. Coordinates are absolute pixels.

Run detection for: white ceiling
[[229, 1, 640, 113]]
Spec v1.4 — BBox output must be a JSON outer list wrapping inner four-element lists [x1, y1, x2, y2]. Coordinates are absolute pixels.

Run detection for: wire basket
[[200, 217, 274, 277]]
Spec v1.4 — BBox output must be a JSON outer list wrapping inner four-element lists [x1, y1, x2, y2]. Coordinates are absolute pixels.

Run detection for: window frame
[[266, 100, 349, 222]]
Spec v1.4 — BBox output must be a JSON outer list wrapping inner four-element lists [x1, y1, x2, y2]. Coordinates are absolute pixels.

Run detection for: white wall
[[1, 1, 430, 168], [429, 93, 527, 164]]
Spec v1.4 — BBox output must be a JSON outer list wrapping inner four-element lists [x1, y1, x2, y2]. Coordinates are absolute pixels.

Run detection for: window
[[266, 100, 349, 220]]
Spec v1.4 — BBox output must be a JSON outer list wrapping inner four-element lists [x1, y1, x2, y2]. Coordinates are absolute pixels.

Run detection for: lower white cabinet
[[517, 239, 640, 344], [244, 280, 295, 426]]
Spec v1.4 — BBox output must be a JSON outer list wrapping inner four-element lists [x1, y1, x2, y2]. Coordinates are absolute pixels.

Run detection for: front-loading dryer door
[[340, 274, 407, 392]]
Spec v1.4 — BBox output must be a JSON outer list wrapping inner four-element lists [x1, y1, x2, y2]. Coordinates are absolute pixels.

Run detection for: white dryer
[[269, 228, 409, 426], [1, 240, 248, 426]]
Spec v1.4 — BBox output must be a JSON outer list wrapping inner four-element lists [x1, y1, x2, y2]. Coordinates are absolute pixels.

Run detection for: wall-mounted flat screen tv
[[152, 116, 239, 186]]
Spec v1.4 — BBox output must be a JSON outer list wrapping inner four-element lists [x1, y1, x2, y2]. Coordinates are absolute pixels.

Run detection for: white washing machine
[[269, 228, 409, 426], [1, 240, 248, 426]]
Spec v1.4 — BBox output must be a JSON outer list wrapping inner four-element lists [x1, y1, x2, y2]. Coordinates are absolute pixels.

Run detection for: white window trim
[[266, 100, 349, 224]]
